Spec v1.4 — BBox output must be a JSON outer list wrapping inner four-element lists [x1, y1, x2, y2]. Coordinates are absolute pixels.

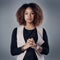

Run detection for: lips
[[28, 18, 32, 20]]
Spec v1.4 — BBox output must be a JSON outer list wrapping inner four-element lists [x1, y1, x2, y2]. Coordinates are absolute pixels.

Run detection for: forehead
[[25, 7, 34, 12]]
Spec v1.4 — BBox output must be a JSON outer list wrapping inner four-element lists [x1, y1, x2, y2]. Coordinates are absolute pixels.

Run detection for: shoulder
[[43, 28, 48, 41], [36, 26, 47, 33], [11, 27, 17, 39], [43, 28, 47, 35], [43, 28, 46, 32], [12, 27, 17, 34], [13, 27, 17, 31]]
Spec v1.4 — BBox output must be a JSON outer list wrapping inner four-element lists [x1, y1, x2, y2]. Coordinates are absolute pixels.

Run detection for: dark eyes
[[31, 13, 34, 14], [25, 12, 34, 15], [25, 13, 28, 14]]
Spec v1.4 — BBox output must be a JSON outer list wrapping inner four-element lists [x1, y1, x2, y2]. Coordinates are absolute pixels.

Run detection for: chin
[[27, 21, 33, 23]]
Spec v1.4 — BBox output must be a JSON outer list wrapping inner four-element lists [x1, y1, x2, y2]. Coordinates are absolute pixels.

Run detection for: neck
[[24, 23, 35, 30]]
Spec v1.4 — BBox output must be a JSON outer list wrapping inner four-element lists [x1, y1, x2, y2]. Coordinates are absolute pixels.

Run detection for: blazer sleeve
[[40, 28, 49, 55], [10, 28, 25, 56]]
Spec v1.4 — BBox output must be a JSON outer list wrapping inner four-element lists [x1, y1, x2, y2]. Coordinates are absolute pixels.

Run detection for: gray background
[[0, 0, 60, 60]]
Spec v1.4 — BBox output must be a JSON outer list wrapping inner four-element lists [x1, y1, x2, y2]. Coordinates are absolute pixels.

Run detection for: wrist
[[21, 45, 26, 51], [35, 45, 43, 53]]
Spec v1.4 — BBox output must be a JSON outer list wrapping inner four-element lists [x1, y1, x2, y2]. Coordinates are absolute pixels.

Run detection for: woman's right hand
[[21, 38, 34, 51]]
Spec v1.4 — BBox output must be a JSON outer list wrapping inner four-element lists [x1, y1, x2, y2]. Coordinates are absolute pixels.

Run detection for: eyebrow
[[25, 11, 34, 13]]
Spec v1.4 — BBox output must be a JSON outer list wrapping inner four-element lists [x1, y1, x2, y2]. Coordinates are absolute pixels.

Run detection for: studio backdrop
[[0, 0, 60, 60]]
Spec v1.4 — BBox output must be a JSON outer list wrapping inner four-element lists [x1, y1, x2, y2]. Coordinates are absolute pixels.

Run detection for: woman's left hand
[[30, 38, 43, 53]]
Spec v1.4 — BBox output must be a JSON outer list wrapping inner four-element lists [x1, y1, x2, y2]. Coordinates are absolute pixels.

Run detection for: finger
[[27, 39, 31, 43], [27, 41, 33, 45], [30, 38, 35, 42], [27, 39, 33, 43]]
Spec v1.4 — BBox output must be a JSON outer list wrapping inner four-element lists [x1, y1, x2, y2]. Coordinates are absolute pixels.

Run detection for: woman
[[10, 3, 49, 60]]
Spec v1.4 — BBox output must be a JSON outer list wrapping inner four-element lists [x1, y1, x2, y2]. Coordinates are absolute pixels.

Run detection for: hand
[[35, 45, 43, 53], [21, 38, 34, 51], [28, 38, 37, 49], [30, 38, 43, 53], [29, 38, 43, 53]]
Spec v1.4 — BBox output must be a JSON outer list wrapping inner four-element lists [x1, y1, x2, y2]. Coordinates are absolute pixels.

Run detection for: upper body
[[11, 27, 49, 56], [10, 3, 49, 60]]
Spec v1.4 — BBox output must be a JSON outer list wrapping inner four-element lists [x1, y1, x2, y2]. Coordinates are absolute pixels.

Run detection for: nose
[[28, 14, 31, 18]]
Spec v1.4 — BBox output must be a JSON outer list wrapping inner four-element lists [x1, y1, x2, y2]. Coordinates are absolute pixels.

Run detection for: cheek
[[24, 15, 27, 20], [25, 15, 28, 18]]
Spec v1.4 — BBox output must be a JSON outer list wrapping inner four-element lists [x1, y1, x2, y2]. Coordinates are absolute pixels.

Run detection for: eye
[[25, 12, 28, 15], [31, 12, 34, 14]]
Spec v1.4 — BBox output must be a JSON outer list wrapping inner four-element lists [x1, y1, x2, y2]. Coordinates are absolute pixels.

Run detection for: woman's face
[[24, 7, 35, 24]]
